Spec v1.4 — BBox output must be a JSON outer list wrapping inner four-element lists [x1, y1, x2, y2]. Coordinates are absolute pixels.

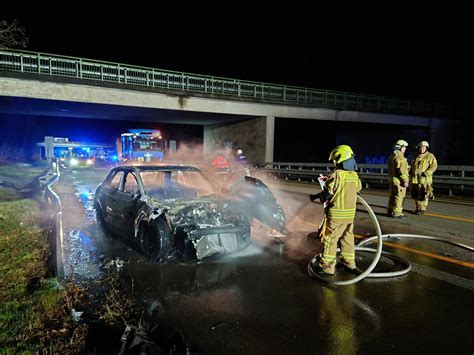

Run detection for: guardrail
[[39, 160, 64, 278], [0, 49, 448, 117], [258, 162, 474, 196]]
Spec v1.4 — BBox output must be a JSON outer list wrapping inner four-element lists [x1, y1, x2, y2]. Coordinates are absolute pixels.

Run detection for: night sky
[[3, 13, 472, 108]]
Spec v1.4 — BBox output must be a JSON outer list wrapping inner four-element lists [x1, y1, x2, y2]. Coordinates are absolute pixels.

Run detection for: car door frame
[[113, 169, 144, 238], [99, 169, 126, 228]]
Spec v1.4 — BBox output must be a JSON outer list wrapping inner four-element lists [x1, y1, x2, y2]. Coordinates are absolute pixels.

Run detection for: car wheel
[[138, 218, 172, 261]]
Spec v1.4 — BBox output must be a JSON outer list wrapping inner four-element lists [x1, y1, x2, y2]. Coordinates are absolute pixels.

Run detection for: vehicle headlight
[[70, 159, 78, 166], [87, 159, 93, 165]]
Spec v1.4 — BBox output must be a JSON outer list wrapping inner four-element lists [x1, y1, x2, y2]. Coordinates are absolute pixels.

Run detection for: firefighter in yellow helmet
[[309, 145, 362, 275], [387, 139, 409, 218], [410, 141, 438, 215]]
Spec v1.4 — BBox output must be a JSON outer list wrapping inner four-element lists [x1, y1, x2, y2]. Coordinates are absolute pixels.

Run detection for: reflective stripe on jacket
[[388, 150, 409, 185], [325, 170, 362, 222]]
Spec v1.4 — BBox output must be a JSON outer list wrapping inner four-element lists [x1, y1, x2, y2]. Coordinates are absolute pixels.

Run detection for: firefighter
[[234, 149, 248, 165], [212, 154, 230, 172], [234, 149, 250, 177], [310, 145, 362, 275], [211, 154, 231, 186], [410, 141, 438, 215], [387, 139, 409, 218]]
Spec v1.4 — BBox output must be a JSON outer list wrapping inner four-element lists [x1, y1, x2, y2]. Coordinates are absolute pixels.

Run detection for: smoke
[[167, 142, 205, 163], [163, 140, 327, 234], [251, 171, 325, 231]]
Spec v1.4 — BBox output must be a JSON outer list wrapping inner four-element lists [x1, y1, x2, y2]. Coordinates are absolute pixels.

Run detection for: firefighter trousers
[[387, 183, 406, 216], [319, 219, 355, 273], [411, 183, 433, 211]]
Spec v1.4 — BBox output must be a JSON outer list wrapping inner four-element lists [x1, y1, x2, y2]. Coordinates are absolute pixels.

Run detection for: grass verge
[[0, 162, 176, 352], [0, 199, 86, 353]]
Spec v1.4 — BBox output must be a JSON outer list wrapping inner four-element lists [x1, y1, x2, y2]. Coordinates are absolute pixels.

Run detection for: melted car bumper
[[190, 226, 250, 260]]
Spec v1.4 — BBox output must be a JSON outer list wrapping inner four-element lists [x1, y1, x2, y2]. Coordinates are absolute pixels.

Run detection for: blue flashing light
[[112, 155, 118, 161]]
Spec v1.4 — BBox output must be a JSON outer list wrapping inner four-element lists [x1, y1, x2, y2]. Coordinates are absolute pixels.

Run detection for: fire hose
[[308, 195, 473, 286]]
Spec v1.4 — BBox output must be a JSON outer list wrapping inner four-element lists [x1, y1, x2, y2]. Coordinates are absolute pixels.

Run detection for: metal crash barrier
[[39, 160, 64, 278], [257, 162, 474, 196]]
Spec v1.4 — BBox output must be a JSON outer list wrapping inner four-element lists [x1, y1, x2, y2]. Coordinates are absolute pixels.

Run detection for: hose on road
[[308, 196, 473, 285]]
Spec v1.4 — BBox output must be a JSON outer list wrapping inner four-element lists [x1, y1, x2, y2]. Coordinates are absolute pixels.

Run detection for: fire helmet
[[395, 139, 409, 149], [417, 141, 429, 148], [328, 145, 355, 164]]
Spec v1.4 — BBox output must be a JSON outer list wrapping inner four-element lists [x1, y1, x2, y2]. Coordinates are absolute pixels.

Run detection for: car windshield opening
[[140, 170, 216, 199]]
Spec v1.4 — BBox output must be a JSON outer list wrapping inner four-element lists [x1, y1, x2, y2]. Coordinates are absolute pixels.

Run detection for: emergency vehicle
[[116, 129, 166, 163]]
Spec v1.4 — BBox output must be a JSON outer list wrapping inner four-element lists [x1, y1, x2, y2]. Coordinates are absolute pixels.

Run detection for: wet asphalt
[[54, 166, 474, 354]]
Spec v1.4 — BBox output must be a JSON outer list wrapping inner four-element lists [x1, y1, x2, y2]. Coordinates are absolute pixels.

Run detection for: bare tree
[[0, 19, 29, 49]]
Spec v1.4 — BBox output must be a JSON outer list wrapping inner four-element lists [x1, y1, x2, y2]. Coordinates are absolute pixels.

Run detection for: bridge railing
[[258, 162, 474, 196], [0, 49, 448, 117]]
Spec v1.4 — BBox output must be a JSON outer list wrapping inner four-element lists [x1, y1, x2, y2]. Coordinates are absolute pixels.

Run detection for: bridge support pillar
[[265, 116, 275, 163], [203, 116, 275, 164]]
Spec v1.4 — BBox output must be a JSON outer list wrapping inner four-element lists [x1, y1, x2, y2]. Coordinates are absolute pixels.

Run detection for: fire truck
[[116, 129, 166, 163]]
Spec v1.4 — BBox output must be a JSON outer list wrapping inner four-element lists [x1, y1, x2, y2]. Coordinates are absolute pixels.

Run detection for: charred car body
[[94, 165, 285, 261]]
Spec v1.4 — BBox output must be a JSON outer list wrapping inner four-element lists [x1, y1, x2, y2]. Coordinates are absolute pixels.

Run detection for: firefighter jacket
[[212, 155, 230, 169], [410, 152, 438, 185], [388, 150, 409, 185], [325, 169, 362, 223]]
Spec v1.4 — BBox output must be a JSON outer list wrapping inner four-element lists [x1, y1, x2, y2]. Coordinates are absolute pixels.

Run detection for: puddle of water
[[64, 229, 102, 280], [74, 188, 97, 223]]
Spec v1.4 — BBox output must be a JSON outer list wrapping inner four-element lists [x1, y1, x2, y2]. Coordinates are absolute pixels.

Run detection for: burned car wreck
[[94, 165, 286, 261]]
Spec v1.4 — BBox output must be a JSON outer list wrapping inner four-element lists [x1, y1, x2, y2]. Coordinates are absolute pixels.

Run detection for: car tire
[[138, 218, 172, 261]]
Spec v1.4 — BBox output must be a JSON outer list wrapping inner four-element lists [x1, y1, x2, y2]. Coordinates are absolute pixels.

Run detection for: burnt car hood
[[155, 197, 247, 231], [148, 196, 250, 260]]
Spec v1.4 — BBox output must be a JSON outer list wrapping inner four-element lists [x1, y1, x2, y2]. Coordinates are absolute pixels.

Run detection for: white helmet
[[395, 139, 409, 149], [236, 149, 243, 155], [417, 141, 429, 148]]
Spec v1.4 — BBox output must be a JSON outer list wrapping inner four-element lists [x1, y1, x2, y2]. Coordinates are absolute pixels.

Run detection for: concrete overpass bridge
[[0, 49, 466, 164]]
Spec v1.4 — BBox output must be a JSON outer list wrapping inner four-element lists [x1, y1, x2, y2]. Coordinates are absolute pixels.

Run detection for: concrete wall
[[429, 118, 473, 165], [204, 117, 270, 164], [337, 125, 428, 163], [274, 118, 428, 163]]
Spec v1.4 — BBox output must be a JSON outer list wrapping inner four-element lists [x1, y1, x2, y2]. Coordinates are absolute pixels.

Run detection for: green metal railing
[[0, 49, 447, 117]]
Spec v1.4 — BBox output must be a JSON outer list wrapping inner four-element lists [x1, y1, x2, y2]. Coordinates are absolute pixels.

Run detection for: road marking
[[354, 233, 474, 268], [378, 240, 474, 268], [423, 212, 474, 223], [358, 206, 474, 223], [361, 190, 474, 207], [298, 221, 474, 269]]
